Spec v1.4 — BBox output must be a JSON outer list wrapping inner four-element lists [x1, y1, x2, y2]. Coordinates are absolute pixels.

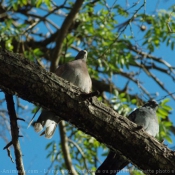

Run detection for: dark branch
[[5, 93, 25, 175]]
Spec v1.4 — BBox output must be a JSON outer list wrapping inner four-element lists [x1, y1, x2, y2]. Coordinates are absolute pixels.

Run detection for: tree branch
[[0, 50, 175, 174], [128, 44, 175, 75], [50, 0, 85, 72], [67, 138, 88, 170], [5, 93, 25, 175], [59, 121, 78, 175], [135, 61, 175, 100]]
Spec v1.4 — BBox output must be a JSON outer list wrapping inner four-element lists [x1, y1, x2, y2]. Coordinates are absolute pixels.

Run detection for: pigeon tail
[[34, 109, 61, 139], [95, 151, 128, 175]]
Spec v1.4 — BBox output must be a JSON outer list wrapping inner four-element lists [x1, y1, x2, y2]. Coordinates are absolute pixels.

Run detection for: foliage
[[0, 0, 175, 175]]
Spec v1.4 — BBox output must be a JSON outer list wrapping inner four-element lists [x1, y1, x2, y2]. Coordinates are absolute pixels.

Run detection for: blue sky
[[0, 0, 175, 175]]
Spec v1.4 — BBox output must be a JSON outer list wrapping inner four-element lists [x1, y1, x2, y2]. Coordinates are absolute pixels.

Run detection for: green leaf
[[36, 0, 42, 7], [131, 99, 137, 104], [45, 141, 54, 150], [33, 48, 43, 56], [164, 135, 172, 143], [157, 108, 169, 117], [171, 42, 175, 50]]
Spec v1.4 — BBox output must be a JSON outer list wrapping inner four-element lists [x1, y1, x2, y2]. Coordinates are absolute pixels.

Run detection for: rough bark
[[0, 50, 175, 174]]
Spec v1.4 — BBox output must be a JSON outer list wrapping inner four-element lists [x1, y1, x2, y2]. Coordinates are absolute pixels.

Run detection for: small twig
[[115, 2, 145, 40], [7, 147, 15, 163], [157, 92, 175, 102], [138, 63, 175, 100], [27, 13, 59, 30], [128, 44, 175, 74], [81, 91, 100, 99], [16, 117, 25, 122], [3, 140, 13, 150], [117, 70, 152, 98], [18, 3, 65, 34]]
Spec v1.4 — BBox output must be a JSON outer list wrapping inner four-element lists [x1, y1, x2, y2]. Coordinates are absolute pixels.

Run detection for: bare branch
[[5, 93, 25, 175], [7, 147, 15, 163], [26, 13, 60, 30], [135, 61, 175, 100], [3, 140, 13, 150], [128, 44, 175, 74]]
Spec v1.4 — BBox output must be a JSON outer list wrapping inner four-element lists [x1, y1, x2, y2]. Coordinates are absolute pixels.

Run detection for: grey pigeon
[[34, 50, 92, 138], [96, 100, 159, 175]]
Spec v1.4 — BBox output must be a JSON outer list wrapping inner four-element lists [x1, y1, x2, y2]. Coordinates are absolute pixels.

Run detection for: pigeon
[[34, 50, 92, 138], [96, 100, 159, 175]]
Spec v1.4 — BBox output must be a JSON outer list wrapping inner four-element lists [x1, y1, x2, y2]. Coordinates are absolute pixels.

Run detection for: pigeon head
[[75, 50, 87, 61], [143, 100, 158, 110]]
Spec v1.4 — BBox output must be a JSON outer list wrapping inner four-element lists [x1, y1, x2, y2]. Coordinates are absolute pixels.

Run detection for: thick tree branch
[[51, 0, 85, 72], [0, 50, 175, 174], [5, 94, 25, 175]]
